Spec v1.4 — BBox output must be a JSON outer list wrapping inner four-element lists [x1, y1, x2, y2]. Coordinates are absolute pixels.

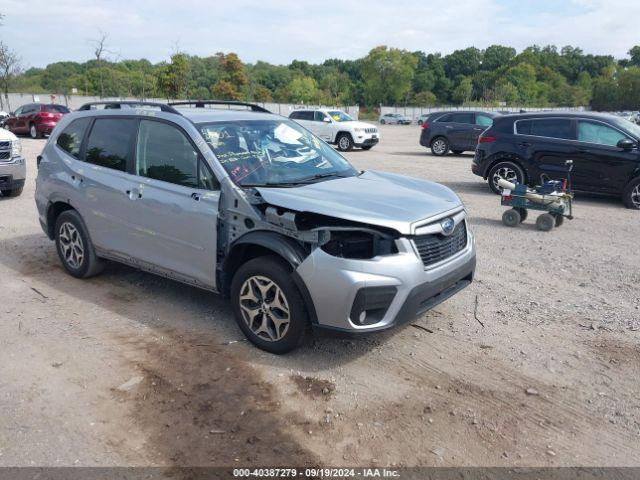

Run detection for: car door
[[125, 118, 220, 288], [74, 117, 142, 256], [571, 119, 639, 193], [514, 118, 575, 184], [313, 111, 333, 141], [445, 113, 474, 149], [5, 106, 21, 133]]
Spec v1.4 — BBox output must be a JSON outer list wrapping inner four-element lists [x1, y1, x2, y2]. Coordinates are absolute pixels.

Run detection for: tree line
[[4, 38, 640, 111]]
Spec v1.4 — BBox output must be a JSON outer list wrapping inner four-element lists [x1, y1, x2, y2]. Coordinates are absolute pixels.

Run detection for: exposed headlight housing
[[321, 230, 398, 259], [354, 128, 365, 133], [11, 139, 21, 158]]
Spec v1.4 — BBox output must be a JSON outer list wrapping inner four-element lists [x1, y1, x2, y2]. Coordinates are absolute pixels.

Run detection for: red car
[[5, 103, 70, 138]]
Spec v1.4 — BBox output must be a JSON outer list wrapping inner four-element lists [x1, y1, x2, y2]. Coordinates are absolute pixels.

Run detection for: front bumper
[[0, 156, 27, 188], [296, 230, 476, 333], [355, 136, 379, 147]]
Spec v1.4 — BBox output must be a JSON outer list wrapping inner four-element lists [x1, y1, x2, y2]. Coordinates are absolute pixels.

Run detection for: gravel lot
[[1, 126, 639, 468]]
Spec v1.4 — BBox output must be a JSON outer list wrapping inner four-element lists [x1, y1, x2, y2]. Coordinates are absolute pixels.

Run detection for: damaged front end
[[217, 180, 475, 333]]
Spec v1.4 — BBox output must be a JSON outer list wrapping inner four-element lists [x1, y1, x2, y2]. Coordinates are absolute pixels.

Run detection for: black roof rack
[[168, 100, 270, 113], [77, 101, 181, 114]]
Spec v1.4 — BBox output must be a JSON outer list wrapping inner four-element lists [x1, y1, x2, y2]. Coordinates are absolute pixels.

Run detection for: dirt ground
[[1, 126, 639, 469]]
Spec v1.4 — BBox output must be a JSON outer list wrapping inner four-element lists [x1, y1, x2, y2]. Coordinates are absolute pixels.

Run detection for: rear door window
[[56, 117, 91, 158], [476, 114, 494, 126], [436, 113, 454, 123], [85, 118, 137, 172], [516, 119, 573, 140], [450, 113, 474, 124], [43, 105, 70, 114], [577, 120, 627, 146]]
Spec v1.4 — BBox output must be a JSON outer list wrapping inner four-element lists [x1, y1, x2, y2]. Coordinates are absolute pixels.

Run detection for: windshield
[[199, 119, 357, 187], [327, 111, 353, 122], [613, 117, 640, 138]]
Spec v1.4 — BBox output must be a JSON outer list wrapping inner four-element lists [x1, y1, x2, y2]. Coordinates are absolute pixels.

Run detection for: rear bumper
[[419, 130, 432, 147], [36, 122, 57, 134]]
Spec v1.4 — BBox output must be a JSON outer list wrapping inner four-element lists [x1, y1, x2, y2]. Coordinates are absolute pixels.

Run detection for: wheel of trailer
[[536, 213, 555, 232], [554, 214, 564, 227], [515, 207, 528, 222], [502, 208, 521, 227]]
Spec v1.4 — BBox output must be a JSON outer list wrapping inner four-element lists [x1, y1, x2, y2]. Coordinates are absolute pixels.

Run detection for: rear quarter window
[[516, 119, 573, 140], [56, 117, 91, 158]]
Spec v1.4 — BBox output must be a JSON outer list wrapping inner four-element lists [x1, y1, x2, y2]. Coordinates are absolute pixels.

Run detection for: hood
[[0, 127, 17, 142], [255, 170, 463, 235], [342, 120, 377, 130]]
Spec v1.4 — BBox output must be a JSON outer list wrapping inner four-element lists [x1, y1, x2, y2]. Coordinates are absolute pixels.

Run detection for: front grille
[[0, 151, 10, 160], [365, 128, 377, 134], [413, 221, 468, 267]]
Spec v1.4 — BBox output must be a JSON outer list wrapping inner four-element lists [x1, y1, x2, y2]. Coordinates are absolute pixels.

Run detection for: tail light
[[421, 122, 429, 129], [479, 135, 496, 143]]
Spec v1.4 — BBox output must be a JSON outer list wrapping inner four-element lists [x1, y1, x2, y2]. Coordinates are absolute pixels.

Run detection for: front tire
[[536, 213, 555, 232], [55, 210, 104, 278], [336, 133, 354, 152], [1, 187, 23, 197], [487, 161, 525, 195], [430, 137, 449, 156], [231, 256, 308, 354], [622, 177, 640, 209], [502, 209, 521, 227]]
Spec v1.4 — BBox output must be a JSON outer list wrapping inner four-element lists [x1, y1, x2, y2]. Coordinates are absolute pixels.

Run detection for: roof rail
[[168, 100, 271, 113], [77, 101, 181, 114]]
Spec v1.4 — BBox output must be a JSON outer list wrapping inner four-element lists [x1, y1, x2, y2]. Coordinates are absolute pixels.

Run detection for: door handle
[[126, 189, 142, 199], [518, 142, 531, 147], [473, 128, 483, 131], [577, 148, 588, 153], [191, 192, 201, 201]]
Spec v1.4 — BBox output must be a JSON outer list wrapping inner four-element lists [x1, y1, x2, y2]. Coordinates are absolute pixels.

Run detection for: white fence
[[0, 93, 359, 119], [380, 105, 587, 119]]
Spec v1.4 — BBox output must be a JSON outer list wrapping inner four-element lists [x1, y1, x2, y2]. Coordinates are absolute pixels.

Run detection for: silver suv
[[35, 101, 476, 353]]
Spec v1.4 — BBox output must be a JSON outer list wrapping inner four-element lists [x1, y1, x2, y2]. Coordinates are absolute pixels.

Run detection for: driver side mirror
[[323, 117, 331, 123], [617, 138, 636, 151]]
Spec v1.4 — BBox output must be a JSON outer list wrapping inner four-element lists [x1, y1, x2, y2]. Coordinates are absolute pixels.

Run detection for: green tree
[[482, 45, 516, 71], [451, 76, 473, 104], [361, 46, 417, 105], [157, 53, 190, 99]]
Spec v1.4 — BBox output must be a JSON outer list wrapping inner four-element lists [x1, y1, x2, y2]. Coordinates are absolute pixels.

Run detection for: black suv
[[472, 112, 640, 209], [420, 111, 500, 156]]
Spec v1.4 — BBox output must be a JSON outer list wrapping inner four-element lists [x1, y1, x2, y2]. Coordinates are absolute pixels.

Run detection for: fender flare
[[221, 231, 318, 324]]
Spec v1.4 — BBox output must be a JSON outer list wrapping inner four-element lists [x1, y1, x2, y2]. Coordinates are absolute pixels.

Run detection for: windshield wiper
[[294, 172, 352, 183]]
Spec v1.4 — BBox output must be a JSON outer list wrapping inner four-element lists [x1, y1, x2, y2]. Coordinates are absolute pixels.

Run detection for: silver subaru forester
[[35, 101, 476, 353]]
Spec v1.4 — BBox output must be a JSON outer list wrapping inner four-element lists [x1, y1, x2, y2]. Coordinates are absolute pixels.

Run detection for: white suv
[[289, 108, 379, 151]]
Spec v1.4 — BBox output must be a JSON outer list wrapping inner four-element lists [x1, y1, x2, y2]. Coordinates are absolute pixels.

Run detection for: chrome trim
[[411, 206, 465, 235]]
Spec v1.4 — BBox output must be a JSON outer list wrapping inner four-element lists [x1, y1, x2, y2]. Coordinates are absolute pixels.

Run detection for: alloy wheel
[[492, 166, 518, 190], [239, 275, 291, 342], [339, 136, 350, 150], [432, 139, 447, 155], [58, 222, 85, 269], [631, 184, 640, 208]]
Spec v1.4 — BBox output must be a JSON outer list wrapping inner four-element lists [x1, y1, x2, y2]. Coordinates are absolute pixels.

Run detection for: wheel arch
[[46, 200, 76, 239], [220, 230, 318, 323]]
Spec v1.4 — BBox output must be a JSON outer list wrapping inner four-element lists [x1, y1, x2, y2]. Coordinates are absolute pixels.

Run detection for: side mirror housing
[[617, 138, 635, 151], [323, 117, 331, 123]]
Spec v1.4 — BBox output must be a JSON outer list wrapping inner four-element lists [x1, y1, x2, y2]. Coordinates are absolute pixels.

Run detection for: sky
[[1, 0, 639, 68]]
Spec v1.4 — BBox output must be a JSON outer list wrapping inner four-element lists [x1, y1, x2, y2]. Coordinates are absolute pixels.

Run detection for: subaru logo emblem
[[440, 217, 455, 236]]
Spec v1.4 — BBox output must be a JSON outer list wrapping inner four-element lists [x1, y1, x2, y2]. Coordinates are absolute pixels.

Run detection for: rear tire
[[554, 214, 564, 227], [231, 256, 308, 354], [536, 213, 555, 232], [502, 209, 521, 227], [430, 137, 449, 156], [336, 133, 354, 152], [417, 120, 423, 126], [29, 123, 40, 139], [55, 210, 104, 278], [487, 161, 525, 195], [515, 207, 528, 222], [1, 187, 23, 197], [622, 177, 640, 209], [380, 119, 386, 125]]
